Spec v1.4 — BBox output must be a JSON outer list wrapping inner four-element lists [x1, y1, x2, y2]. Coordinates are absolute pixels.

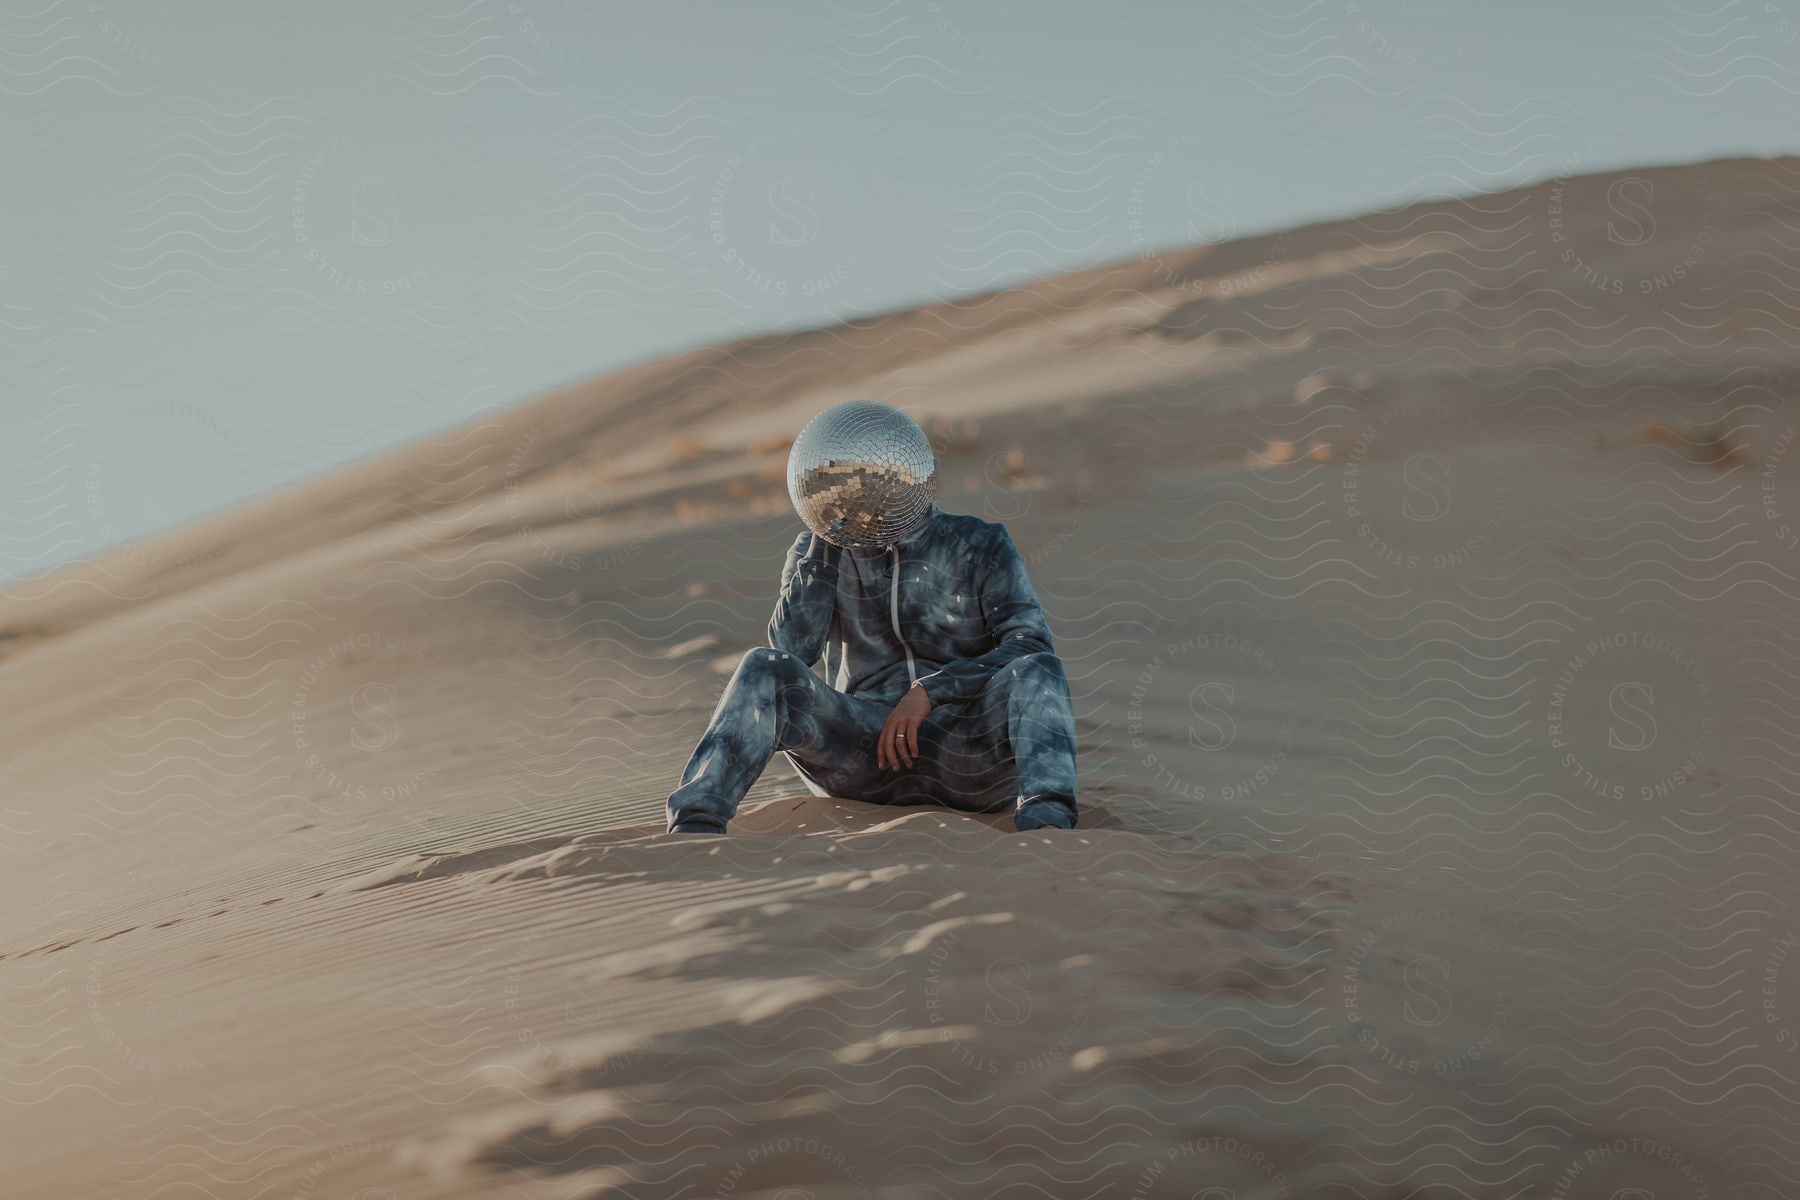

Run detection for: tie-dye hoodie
[[768, 502, 1056, 704]]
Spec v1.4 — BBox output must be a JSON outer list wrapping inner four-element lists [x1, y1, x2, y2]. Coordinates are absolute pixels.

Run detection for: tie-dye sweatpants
[[664, 646, 1080, 834]]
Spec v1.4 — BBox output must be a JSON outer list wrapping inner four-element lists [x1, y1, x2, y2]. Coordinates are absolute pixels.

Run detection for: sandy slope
[[4, 157, 1800, 1198]]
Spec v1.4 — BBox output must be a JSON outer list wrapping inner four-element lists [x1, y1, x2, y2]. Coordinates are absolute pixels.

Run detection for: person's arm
[[913, 527, 1053, 706], [767, 531, 840, 665]]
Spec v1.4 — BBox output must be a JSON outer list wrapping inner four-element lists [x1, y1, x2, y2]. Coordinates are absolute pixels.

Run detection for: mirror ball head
[[786, 399, 939, 549]]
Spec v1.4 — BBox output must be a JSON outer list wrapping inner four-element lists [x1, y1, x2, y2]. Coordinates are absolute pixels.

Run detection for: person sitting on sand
[[665, 401, 1079, 836]]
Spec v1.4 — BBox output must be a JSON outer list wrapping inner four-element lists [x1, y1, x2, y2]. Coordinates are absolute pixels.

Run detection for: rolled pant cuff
[[668, 811, 728, 835]]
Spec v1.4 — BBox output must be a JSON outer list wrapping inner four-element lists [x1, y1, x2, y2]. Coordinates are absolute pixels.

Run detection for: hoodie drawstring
[[890, 543, 917, 685]]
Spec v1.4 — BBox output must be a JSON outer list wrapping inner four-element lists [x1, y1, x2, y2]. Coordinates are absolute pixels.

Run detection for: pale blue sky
[[3, 0, 1795, 581]]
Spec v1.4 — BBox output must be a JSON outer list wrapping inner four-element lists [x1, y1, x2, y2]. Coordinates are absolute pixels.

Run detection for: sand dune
[[4, 157, 1799, 1197]]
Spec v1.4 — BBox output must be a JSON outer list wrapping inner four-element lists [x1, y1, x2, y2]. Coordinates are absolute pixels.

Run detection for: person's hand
[[878, 682, 932, 770]]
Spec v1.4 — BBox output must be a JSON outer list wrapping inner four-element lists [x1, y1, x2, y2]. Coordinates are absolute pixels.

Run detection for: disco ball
[[786, 399, 938, 549]]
